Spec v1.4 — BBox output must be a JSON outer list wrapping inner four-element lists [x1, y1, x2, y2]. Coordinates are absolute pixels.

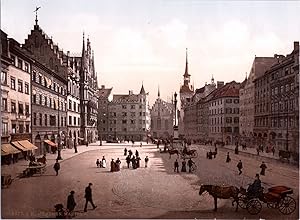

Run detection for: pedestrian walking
[[74, 141, 78, 153], [174, 159, 179, 173], [237, 160, 243, 175], [226, 152, 231, 163], [140, 142, 142, 147], [271, 146, 275, 156], [135, 150, 139, 157], [157, 141, 160, 149], [96, 159, 100, 168], [102, 156, 106, 168], [145, 156, 149, 168], [116, 158, 121, 171], [84, 183, 96, 212], [132, 156, 137, 169], [67, 191, 76, 215], [124, 148, 127, 156], [260, 161, 267, 176], [188, 158, 194, 173], [53, 159, 60, 176], [86, 141, 88, 147], [181, 159, 187, 172], [110, 159, 115, 172], [126, 155, 131, 168], [256, 147, 260, 155]]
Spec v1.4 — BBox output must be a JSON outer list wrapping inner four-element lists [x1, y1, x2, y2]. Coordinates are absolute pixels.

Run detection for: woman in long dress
[[102, 156, 106, 168], [181, 159, 187, 172]]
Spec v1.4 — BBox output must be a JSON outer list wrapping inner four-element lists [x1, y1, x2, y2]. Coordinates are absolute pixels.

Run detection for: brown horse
[[199, 184, 240, 212], [168, 149, 179, 159]]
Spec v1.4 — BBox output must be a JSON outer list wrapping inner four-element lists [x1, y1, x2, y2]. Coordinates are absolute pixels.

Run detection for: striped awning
[[1, 143, 21, 156], [18, 140, 38, 150], [44, 140, 57, 147], [11, 141, 28, 151]]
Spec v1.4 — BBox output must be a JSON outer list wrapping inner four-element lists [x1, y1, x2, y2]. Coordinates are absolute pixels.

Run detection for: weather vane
[[34, 6, 41, 25]]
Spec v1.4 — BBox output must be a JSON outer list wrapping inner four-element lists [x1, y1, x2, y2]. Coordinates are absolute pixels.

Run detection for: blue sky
[[2, 0, 300, 104]]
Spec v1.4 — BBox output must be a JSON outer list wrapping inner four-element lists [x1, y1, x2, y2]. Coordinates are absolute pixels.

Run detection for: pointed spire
[[34, 6, 41, 26], [140, 82, 146, 95], [184, 48, 189, 77], [245, 72, 248, 80], [211, 74, 214, 84], [158, 85, 160, 98]]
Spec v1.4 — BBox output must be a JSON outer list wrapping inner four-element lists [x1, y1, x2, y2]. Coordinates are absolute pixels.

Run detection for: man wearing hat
[[67, 190, 76, 214], [84, 183, 97, 212]]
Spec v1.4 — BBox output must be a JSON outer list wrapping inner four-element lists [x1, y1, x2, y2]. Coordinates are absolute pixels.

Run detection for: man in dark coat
[[226, 152, 231, 163], [237, 160, 243, 175], [53, 159, 60, 176], [126, 155, 131, 168], [188, 158, 194, 173], [260, 161, 267, 176], [84, 183, 96, 212], [74, 141, 78, 153], [174, 159, 179, 173], [67, 191, 76, 213]]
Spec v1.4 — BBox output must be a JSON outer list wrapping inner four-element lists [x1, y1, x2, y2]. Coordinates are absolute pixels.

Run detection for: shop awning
[[1, 143, 21, 156], [18, 140, 38, 150], [11, 141, 28, 151], [44, 140, 57, 147]]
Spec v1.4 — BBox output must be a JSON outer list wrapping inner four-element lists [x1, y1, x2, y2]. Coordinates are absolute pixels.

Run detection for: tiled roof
[[97, 88, 112, 98], [211, 81, 240, 99], [112, 94, 140, 103]]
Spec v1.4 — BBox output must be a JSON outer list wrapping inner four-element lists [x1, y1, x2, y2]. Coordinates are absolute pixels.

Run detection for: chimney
[[101, 85, 105, 89], [217, 81, 224, 88], [129, 90, 133, 95]]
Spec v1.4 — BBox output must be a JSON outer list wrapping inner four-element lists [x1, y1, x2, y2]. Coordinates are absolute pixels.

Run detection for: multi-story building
[[239, 56, 277, 145], [97, 85, 112, 141], [179, 49, 194, 137], [23, 20, 68, 155], [1, 31, 32, 144], [208, 81, 240, 144], [79, 35, 98, 144], [183, 78, 216, 142], [66, 54, 81, 148], [150, 89, 175, 139], [254, 42, 299, 156], [107, 85, 150, 141]]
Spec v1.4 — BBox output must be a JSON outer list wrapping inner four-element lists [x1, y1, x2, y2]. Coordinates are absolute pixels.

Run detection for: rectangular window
[[44, 96, 47, 106], [33, 113, 37, 125], [2, 98, 7, 111], [74, 116, 76, 125], [25, 104, 29, 116], [69, 100, 72, 110], [45, 114, 47, 126], [12, 123, 16, 134], [50, 115, 56, 126], [11, 77, 16, 90], [49, 98, 52, 108], [2, 122, 8, 135], [122, 120, 127, 124], [18, 79, 23, 92], [11, 101, 16, 113], [1, 71, 7, 85], [131, 105, 135, 109], [73, 102, 76, 111], [17, 58, 23, 69], [19, 123, 24, 133], [122, 105, 127, 109], [61, 116, 63, 126], [78, 118, 80, 126], [39, 94, 42, 105], [69, 116, 72, 126], [24, 83, 29, 94], [25, 63, 29, 72], [39, 113, 42, 125], [26, 124, 30, 133], [33, 94, 36, 104], [122, 112, 127, 117]]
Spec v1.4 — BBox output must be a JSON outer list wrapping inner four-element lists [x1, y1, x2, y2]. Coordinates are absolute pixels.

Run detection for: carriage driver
[[247, 174, 262, 197]]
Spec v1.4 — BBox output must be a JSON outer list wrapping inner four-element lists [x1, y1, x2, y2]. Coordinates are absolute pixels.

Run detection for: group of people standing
[[95, 156, 107, 168], [124, 148, 149, 169], [110, 158, 121, 172], [174, 158, 195, 173]]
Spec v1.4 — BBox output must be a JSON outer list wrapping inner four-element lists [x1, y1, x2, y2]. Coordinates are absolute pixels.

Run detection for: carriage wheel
[[278, 196, 296, 215], [246, 199, 262, 215], [192, 151, 198, 158], [238, 195, 247, 209]]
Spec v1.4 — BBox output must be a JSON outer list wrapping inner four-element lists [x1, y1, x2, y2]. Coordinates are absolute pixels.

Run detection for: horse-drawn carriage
[[238, 185, 296, 215], [168, 148, 198, 159]]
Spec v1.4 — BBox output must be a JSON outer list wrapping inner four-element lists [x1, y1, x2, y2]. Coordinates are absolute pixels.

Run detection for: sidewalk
[[1, 141, 154, 180]]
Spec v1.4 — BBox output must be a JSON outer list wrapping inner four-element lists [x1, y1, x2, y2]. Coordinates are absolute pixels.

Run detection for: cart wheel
[[246, 199, 262, 215], [192, 151, 198, 158], [238, 194, 247, 209], [278, 196, 296, 215]]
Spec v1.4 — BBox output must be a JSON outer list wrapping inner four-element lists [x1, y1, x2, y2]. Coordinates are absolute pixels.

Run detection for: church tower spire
[[158, 85, 160, 98], [183, 48, 191, 87]]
